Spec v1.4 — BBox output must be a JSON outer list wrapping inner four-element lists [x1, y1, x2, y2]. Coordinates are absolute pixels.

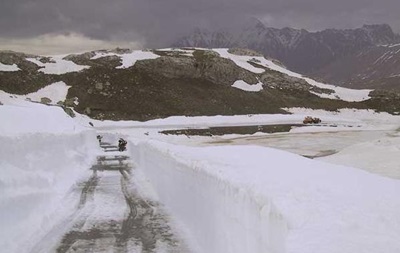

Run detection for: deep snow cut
[[130, 140, 400, 253], [0, 101, 99, 253]]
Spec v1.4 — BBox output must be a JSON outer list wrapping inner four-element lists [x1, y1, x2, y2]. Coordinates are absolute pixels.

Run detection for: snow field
[[130, 140, 400, 253]]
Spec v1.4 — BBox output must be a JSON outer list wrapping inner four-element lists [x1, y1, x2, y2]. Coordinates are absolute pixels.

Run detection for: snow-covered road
[[30, 141, 189, 253]]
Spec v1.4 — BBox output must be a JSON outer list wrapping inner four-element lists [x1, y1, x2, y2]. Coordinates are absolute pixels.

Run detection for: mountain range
[[173, 21, 400, 90]]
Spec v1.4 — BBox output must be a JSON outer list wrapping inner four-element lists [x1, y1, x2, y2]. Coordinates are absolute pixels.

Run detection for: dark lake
[[160, 124, 307, 136]]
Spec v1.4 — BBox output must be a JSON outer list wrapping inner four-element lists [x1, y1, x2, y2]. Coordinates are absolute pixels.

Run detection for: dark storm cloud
[[1, 0, 400, 49]]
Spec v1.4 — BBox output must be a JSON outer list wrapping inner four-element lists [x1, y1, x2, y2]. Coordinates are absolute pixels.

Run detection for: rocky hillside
[[1, 48, 399, 121], [173, 22, 400, 90]]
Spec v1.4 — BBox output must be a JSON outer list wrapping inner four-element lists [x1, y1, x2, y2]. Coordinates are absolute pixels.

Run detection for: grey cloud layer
[[1, 0, 399, 48]]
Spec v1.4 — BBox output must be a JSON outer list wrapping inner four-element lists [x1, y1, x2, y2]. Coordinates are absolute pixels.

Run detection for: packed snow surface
[[90, 50, 160, 69], [0, 62, 20, 72], [26, 56, 89, 74], [213, 48, 372, 102], [232, 80, 263, 92]]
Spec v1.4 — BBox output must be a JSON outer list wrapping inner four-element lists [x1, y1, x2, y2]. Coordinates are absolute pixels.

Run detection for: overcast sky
[[1, 0, 399, 54]]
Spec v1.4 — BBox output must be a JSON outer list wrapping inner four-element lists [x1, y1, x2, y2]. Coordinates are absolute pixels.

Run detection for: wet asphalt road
[[32, 142, 189, 253]]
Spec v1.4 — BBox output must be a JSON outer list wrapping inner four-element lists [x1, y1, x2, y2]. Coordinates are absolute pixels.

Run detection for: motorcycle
[[118, 138, 127, 152]]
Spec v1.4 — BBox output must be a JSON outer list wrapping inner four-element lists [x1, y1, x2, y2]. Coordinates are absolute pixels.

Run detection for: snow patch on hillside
[[91, 50, 160, 69], [26, 81, 70, 104], [232, 80, 263, 92], [213, 48, 265, 73], [26, 56, 89, 74], [213, 48, 372, 102], [0, 62, 20, 72], [117, 51, 160, 69], [0, 81, 70, 105]]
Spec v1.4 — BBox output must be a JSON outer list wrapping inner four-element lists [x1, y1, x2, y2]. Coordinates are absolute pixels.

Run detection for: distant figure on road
[[118, 138, 127, 152], [97, 135, 103, 144]]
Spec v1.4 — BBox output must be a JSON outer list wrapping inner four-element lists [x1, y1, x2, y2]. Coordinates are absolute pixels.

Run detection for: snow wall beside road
[[0, 131, 99, 253], [131, 140, 288, 253]]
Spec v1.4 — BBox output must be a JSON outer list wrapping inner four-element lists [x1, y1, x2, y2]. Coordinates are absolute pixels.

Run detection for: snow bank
[[0, 62, 20, 72], [0, 104, 86, 136], [131, 141, 400, 253], [0, 132, 98, 253], [0, 103, 99, 253]]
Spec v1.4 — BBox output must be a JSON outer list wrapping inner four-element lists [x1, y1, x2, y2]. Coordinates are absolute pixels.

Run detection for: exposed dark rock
[[228, 48, 264, 57], [40, 97, 52, 104]]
